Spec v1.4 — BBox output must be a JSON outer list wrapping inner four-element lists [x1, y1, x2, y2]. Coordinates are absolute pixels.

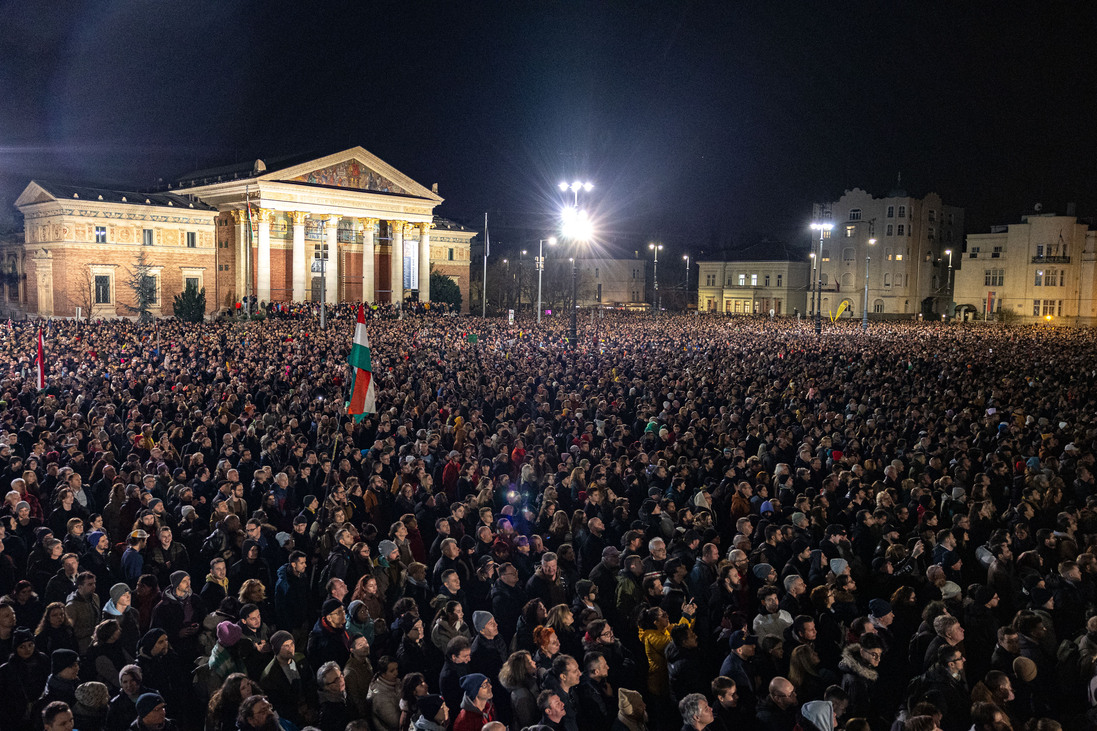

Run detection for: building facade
[[3, 147, 474, 318], [954, 211, 1097, 322], [696, 257, 810, 315], [815, 188, 964, 318]]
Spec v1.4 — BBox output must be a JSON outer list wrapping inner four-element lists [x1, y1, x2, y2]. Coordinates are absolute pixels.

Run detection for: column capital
[[388, 219, 406, 233], [288, 211, 308, 225], [257, 208, 275, 224], [229, 210, 244, 224], [418, 222, 433, 235], [360, 217, 379, 228], [402, 222, 417, 236], [325, 214, 342, 225]]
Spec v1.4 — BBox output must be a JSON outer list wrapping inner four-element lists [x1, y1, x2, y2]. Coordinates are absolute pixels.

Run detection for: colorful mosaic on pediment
[[289, 160, 408, 195]]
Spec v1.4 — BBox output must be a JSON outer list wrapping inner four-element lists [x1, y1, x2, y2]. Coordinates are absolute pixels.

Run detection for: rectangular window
[[897, 225, 904, 236], [448, 248, 454, 261], [750, 274, 758, 286], [1042, 299, 1056, 316], [898, 206, 906, 218], [887, 206, 895, 218], [596, 283, 602, 302], [776, 274, 782, 287], [849, 209, 862, 221], [1046, 269, 1058, 287], [929, 210, 936, 222], [886, 224, 893, 236], [992, 246, 1002, 258], [144, 275, 158, 305], [94, 275, 111, 304], [1034, 270, 1044, 287], [845, 226, 855, 238], [1034, 300, 1041, 316], [895, 252, 903, 261], [185, 277, 200, 292], [764, 275, 770, 287], [186, 231, 197, 248], [928, 227, 935, 240], [1036, 244, 1044, 259], [821, 250, 830, 262], [142, 229, 154, 246], [1058, 300, 1064, 316], [738, 274, 746, 286], [94, 226, 107, 243]]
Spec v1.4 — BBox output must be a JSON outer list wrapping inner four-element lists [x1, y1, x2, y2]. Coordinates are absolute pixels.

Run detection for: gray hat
[[109, 583, 131, 605], [378, 540, 398, 558], [472, 611, 494, 634]]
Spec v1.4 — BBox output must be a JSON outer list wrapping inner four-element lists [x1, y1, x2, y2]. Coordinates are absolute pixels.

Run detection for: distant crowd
[[0, 309, 1096, 731]]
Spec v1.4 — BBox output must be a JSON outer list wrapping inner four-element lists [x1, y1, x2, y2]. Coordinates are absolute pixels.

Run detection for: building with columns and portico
[[1, 147, 473, 318]]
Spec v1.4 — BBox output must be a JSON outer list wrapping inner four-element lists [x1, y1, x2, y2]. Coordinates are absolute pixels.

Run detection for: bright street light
[[809, 221, 833, 334]]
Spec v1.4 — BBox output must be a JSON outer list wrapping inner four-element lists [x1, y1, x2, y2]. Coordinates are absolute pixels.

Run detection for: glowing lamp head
[[561, 207, 592, 241], [868, 238, 877, 245], [558, 182, 569, 192], [583, 182, 593, 192], [548, 237, 557, 245]]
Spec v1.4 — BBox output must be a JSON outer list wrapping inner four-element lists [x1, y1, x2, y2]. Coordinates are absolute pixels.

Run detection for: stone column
[[256, 208, 273, 302], [325, 215, 340, 305], [389, 220, 405, 305], [231, 210, 247, 302], [418, 222, 432, 302], [360, 217, 377, 303], [290, 211, 307, 302]]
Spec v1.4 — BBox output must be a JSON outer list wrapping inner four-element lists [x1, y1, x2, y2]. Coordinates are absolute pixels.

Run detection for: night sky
[[2, 2, 1095, 259]]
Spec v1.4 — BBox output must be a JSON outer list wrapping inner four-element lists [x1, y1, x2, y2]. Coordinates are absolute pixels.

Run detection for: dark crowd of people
[[1, 307, 1096, 731]]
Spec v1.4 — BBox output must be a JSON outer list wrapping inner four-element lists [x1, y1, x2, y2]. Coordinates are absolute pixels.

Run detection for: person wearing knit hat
[[378, 540, 399, 561], [52, 648, 80, 675], [215, 620, 242, 647], [13, 625, 35, 650], [829, 558, 849, 576], [417, 694, 448, 729], [1013, 656, 1037, 683], [135, 692, 167, 725], [472, 611, 494, 635], [868, 598, 893, 621], [752, 563, 774, 580], [458, 671, 491, 700], [269, 630, 294, 656], [617, 687, 647, 725], [74, 680, 110, 717]]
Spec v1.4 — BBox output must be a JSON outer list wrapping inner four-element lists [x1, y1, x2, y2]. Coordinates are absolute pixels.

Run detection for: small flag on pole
[[346, 304, 376, 421], [36, 328, 45, 389]]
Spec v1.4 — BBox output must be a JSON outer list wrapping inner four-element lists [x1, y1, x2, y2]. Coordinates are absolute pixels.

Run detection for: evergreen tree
[[173, 285, 206, 322], [123, 248, 157, 322], [430, 268, 462, 310]]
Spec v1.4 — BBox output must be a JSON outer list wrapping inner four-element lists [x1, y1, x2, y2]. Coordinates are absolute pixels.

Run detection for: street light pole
[[319, 217, 327, 329], [559, 181, 593, 349], [809, 222, 833, 334], [570, 256, 578, 345], [862, 231, 876, 332], [682, 254, 690, 313], [518, 250, 526, 315], [537, 237, 556, 324], [945, 248, 954, 320], [649, 243, 663, 316]]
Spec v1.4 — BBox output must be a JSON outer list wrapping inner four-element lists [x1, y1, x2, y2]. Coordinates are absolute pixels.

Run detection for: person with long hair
[[398, 672, 429, 731], [205, 672, 261, 731], [34, 600, 78, 655], [85, 619, 134, 693], [499, 649, 540, 729]]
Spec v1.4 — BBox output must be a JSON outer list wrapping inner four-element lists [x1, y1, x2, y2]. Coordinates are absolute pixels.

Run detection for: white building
[[954, 209, 1097, 322], [815, 187, 964, 318], [697, 243, 810, 315]]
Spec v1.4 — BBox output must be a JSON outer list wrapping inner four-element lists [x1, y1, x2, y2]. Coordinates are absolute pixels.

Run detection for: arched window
[[883, 273, 891, 286], [841, 273, 854, 287], [873, 299, 884, 313], [843, 247, 855, 262]]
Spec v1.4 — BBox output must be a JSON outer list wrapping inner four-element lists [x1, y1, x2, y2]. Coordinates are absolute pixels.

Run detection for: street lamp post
[[536, 237, 556, 324], [862, 234, 876, 332], [319, 217, 327, 329], [559, 181, 593, 349], [944, 248, 954, 320], [809, 222, 833, 334], [649, 243, 663, 315], [518, 250, 526, 315], [809, 252, 816, 317], [682, 254, 691, 313]]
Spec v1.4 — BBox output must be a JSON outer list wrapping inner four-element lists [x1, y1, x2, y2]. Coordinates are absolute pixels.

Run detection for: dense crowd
[[1, 307, 1096, 731]]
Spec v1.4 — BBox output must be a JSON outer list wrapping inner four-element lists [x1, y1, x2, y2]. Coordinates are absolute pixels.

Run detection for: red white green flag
[[346, 304, 376, 421]]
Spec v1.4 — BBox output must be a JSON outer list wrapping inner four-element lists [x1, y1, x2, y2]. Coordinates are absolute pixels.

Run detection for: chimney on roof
[[432, 183, 438, 194]]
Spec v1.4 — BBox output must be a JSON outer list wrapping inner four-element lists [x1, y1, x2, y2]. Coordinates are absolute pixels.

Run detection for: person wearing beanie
[[3, 625, 49, 727], [39, 648, 81, 710], [72, 680, 110, 730], [80, 530, 114, 599], [133, 692, 174, 731], [307, 596, 351, 670], [259, 629, 310, 729], [468, 611, 507, 705], [208, 620, 245, 684], [616, 686, 648, 731], [415, 693, 448, 731], [134, 628, 189, 724], [453, 673, 495, 731], [149, 569, 204, 661]]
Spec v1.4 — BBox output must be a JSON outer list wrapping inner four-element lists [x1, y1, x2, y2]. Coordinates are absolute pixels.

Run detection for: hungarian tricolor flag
[[346, 304, 376, 421], [35, 328, 45, 389]]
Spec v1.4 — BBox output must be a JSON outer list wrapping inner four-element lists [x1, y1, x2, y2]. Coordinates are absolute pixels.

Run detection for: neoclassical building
[[2, 147, 474, 318]]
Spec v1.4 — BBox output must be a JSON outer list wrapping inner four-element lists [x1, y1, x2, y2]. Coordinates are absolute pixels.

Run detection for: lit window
[[895, 253, 903, 261], [738, 274, 745, 286], [750, 274, 758, 286], [821, 250, 831, 262], [845, 226, 855, 238], [94, 226, 107, 243]]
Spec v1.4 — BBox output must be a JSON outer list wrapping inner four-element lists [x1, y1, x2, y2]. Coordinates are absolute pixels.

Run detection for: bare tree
[[68, 264, 94, 321]]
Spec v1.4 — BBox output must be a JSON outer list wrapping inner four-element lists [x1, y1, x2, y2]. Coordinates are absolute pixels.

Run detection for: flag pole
[[482, 211, 489, 318]]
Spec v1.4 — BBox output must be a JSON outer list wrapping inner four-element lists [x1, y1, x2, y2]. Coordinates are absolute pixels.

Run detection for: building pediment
[[261, 147, 442, 203], [14, 182, 57, 207]]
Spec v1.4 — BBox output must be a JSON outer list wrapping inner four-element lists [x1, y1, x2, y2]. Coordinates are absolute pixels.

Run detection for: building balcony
[[1032, 255, 1070, 264]]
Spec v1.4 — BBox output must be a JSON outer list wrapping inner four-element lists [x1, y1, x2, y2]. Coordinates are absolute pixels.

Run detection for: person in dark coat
[[438, 636, 472, 717], [0, 628, 50, 730], [575, 651, 617, 731], [274, 553, 310, 634], [837, 637, 883, 725], [148, 571, 205, 662], [306, 599, 351, 670], [666, 624, 706, 702], [489, 563, 527, 643]]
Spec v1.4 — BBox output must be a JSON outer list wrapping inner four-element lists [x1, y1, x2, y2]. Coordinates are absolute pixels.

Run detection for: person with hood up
[[611, 687, 648, 731], [793, 700, 836, 731], [452, 672, 496, 731]]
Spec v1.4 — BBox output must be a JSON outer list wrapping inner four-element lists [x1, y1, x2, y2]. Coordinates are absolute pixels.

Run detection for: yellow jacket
[[639, 616, 692, 697]]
